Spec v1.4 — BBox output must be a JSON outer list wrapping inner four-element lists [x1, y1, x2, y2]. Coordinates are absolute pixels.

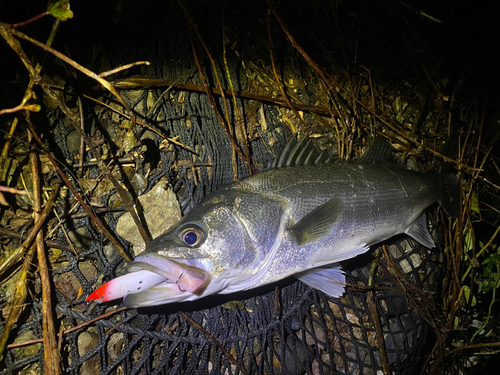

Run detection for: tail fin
[[428, 134, 460, 218]]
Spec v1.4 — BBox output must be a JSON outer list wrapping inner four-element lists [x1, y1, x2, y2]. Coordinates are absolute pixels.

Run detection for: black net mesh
[[0, 2, 447, 374], [0, 83, 444, 373], [54, 240, 438, 375]]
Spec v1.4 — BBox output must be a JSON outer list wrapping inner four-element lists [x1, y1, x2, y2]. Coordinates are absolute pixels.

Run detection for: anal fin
[[295, 264, 346, 297], [405, 214, 435, 248]]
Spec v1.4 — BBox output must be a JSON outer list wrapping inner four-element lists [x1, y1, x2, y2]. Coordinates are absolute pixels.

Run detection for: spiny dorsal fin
[[360, 135, 396, 163], [271, 134, 332, 169]]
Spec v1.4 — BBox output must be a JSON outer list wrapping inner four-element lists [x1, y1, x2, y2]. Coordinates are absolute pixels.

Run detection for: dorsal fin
[[359, 135, 396, 163], [271, 134, 332, 169]]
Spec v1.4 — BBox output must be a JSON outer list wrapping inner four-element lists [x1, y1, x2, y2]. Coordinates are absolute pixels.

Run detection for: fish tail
[[427, 134, 460, 218]]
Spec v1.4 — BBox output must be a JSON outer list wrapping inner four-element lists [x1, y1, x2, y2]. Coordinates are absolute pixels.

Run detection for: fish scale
[[231, 162, 436, 288], [87, 136, 459, 307]]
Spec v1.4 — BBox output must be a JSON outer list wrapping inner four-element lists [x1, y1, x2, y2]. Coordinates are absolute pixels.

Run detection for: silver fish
[[87, 136, 459, 307]]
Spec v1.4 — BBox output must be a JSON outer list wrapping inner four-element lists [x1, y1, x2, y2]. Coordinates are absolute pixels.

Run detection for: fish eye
[[179, 227, 204, 247]]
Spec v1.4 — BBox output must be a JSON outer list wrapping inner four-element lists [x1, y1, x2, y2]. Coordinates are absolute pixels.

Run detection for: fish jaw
[[128, 254, 211, 294], [86, 254, 212, 306]]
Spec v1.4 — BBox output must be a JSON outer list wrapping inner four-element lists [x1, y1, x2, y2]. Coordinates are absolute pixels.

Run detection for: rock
[[12, 331, 41, 361], [78, 330, 100, 375], [116, 180, 182, 255]]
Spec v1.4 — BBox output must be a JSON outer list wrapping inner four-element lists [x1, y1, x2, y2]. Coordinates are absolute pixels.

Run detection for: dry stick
[[178, 0, 249, 179], [71, 157, 136, 169], [178, 311, 249, 375], [3, 24, 151, 246], [0, 117, 18, 166], [266, 14, 303, 134], [0, 182, 61, 277], [86, 96, 152, 245], [366, 292, 391, 375], [0, 16, 58, 177], [420, 335, 447, 375], [367, 249, 391, 375], [6, 307, 128, 350], [190, 37, 255, 175], [269, 4, 351, 119], [0, 227, 88, 254], [98, 61, 150, 78], [110, 76, 333, 117], [378, 245, 440, 330], [0, 186, 29, 195], [77, 99, 86, 178], [0, 247, 36, 360], [445, 341, 500, 357], [0, 184, 60, 360], [82, 94, 193, 152], [7, 26, 131, 114], [0, 101, 40, 115], [0, 24, 132, 262], [29, 138, 61, 375], [269, 6, 471, 170], [222, 24, 253, 176], [26, 122, 132, 262]]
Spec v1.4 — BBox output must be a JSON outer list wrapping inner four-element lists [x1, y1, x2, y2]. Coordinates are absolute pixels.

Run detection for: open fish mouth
[[86, 254, 211, 307]]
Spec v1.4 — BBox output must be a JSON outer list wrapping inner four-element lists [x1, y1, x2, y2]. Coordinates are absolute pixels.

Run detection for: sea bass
[[87, 136, 459, 307]]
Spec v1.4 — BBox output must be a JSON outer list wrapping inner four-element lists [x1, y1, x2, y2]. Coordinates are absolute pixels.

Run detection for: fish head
[[88, 192, 286, 307]]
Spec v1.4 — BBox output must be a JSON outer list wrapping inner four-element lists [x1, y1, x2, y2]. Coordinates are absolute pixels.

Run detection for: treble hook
[[175, 272, 186, 292]]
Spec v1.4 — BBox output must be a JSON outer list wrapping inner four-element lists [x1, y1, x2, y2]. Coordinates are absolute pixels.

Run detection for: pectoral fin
[[404, 214, 435, 248], [289, 198, 342, 245], [295, 264, 346, 297]]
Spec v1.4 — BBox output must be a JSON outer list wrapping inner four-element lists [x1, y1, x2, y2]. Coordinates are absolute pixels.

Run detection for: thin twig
[[367, 249, 391, 375], [0, 22, 133, 262], [110, 75, 334, 117], [0, 184, 60, 360], [98, 61, 150, 78], [189, 33, 254, 174], [0, 186, 29, 195], [6, 307, 128, 349], [7, 25, 132, 114], [82, 94, 193, 152], [222, 22, 253, 176], [0, 102, 40, 115], [266, 13, 303, 133], [29, 135, 61, 375], [178, 0, 251, 179], [445, 341, 500, 357], [0, 227, 88, 255], [0, 184, 61, 278]]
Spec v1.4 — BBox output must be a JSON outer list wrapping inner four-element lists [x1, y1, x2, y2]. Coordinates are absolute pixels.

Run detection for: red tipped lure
[[86, 270, 165, 303], [86, 255, 210, 304]]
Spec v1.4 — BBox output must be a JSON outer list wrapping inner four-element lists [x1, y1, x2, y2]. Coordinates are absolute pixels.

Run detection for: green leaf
[[463, 285, 477, 306], [48, 0, 73, 21], [482, 282, 492, 293], [491, 254, 500, 266], [470, 191, 480, 213], [464, 227, 474, 252], [463, 285, 471, 303]]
